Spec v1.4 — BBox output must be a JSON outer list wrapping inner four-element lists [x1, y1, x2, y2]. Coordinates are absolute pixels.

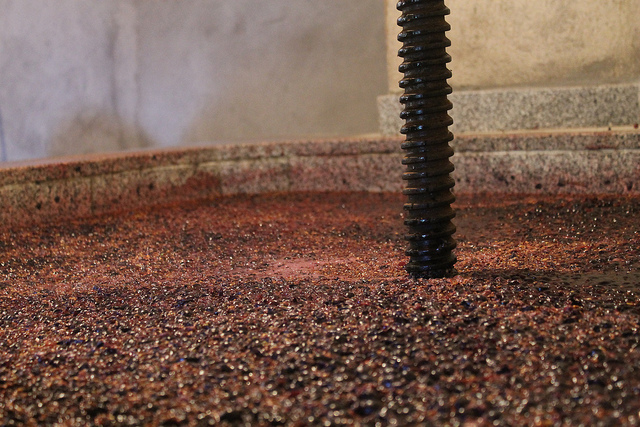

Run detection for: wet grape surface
[[1, 192, 639, 426]]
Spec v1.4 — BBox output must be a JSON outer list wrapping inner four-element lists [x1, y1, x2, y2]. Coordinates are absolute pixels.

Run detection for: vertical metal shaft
[[397, 0, 457, 278]]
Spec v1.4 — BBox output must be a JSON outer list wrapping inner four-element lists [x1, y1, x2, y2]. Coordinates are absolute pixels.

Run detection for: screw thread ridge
[[398, 0, 457, 278]]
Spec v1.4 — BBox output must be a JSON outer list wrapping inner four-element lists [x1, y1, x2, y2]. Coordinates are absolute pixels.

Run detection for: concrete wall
[[381, 0, 640, 136], [0, 0, 387, 162], [386, 0, 640, 92]]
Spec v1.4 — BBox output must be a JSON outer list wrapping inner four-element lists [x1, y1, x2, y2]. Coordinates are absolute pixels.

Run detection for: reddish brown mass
[[0, 192, 639, 425]]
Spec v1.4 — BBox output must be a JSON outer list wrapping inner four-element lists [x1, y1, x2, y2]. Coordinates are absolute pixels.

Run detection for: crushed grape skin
[[1, 192, 639, 426]]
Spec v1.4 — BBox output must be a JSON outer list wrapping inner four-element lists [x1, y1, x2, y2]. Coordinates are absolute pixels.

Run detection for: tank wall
[[0, 0, 387, 161], [386, 0, 640, 92]]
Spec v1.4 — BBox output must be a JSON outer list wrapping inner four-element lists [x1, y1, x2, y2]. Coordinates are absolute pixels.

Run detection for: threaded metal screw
[[397, 0, 457, 278]]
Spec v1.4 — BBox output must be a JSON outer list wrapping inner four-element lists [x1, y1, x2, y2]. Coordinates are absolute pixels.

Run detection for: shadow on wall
[[133, 1, 387, 147], [49, 112, 153, 157], [180, 54, 384, 146]]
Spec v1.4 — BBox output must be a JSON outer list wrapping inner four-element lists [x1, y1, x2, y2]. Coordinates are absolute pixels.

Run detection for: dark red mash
[[1, 192, 639, 425]]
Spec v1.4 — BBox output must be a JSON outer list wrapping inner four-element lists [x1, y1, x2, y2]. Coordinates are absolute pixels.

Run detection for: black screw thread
[[397, 0, 457, 278]]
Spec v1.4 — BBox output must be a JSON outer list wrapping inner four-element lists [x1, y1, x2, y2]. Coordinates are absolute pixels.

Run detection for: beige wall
[[387, 0, 640, 92]]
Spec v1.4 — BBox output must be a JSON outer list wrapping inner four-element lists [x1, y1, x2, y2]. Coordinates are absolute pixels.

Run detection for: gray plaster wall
[[0, 0, 387, 162]]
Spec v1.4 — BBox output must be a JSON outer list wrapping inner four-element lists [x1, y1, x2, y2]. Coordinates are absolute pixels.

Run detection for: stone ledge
[[0, 131, 638, 229], [379, 83, 640, 136]]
